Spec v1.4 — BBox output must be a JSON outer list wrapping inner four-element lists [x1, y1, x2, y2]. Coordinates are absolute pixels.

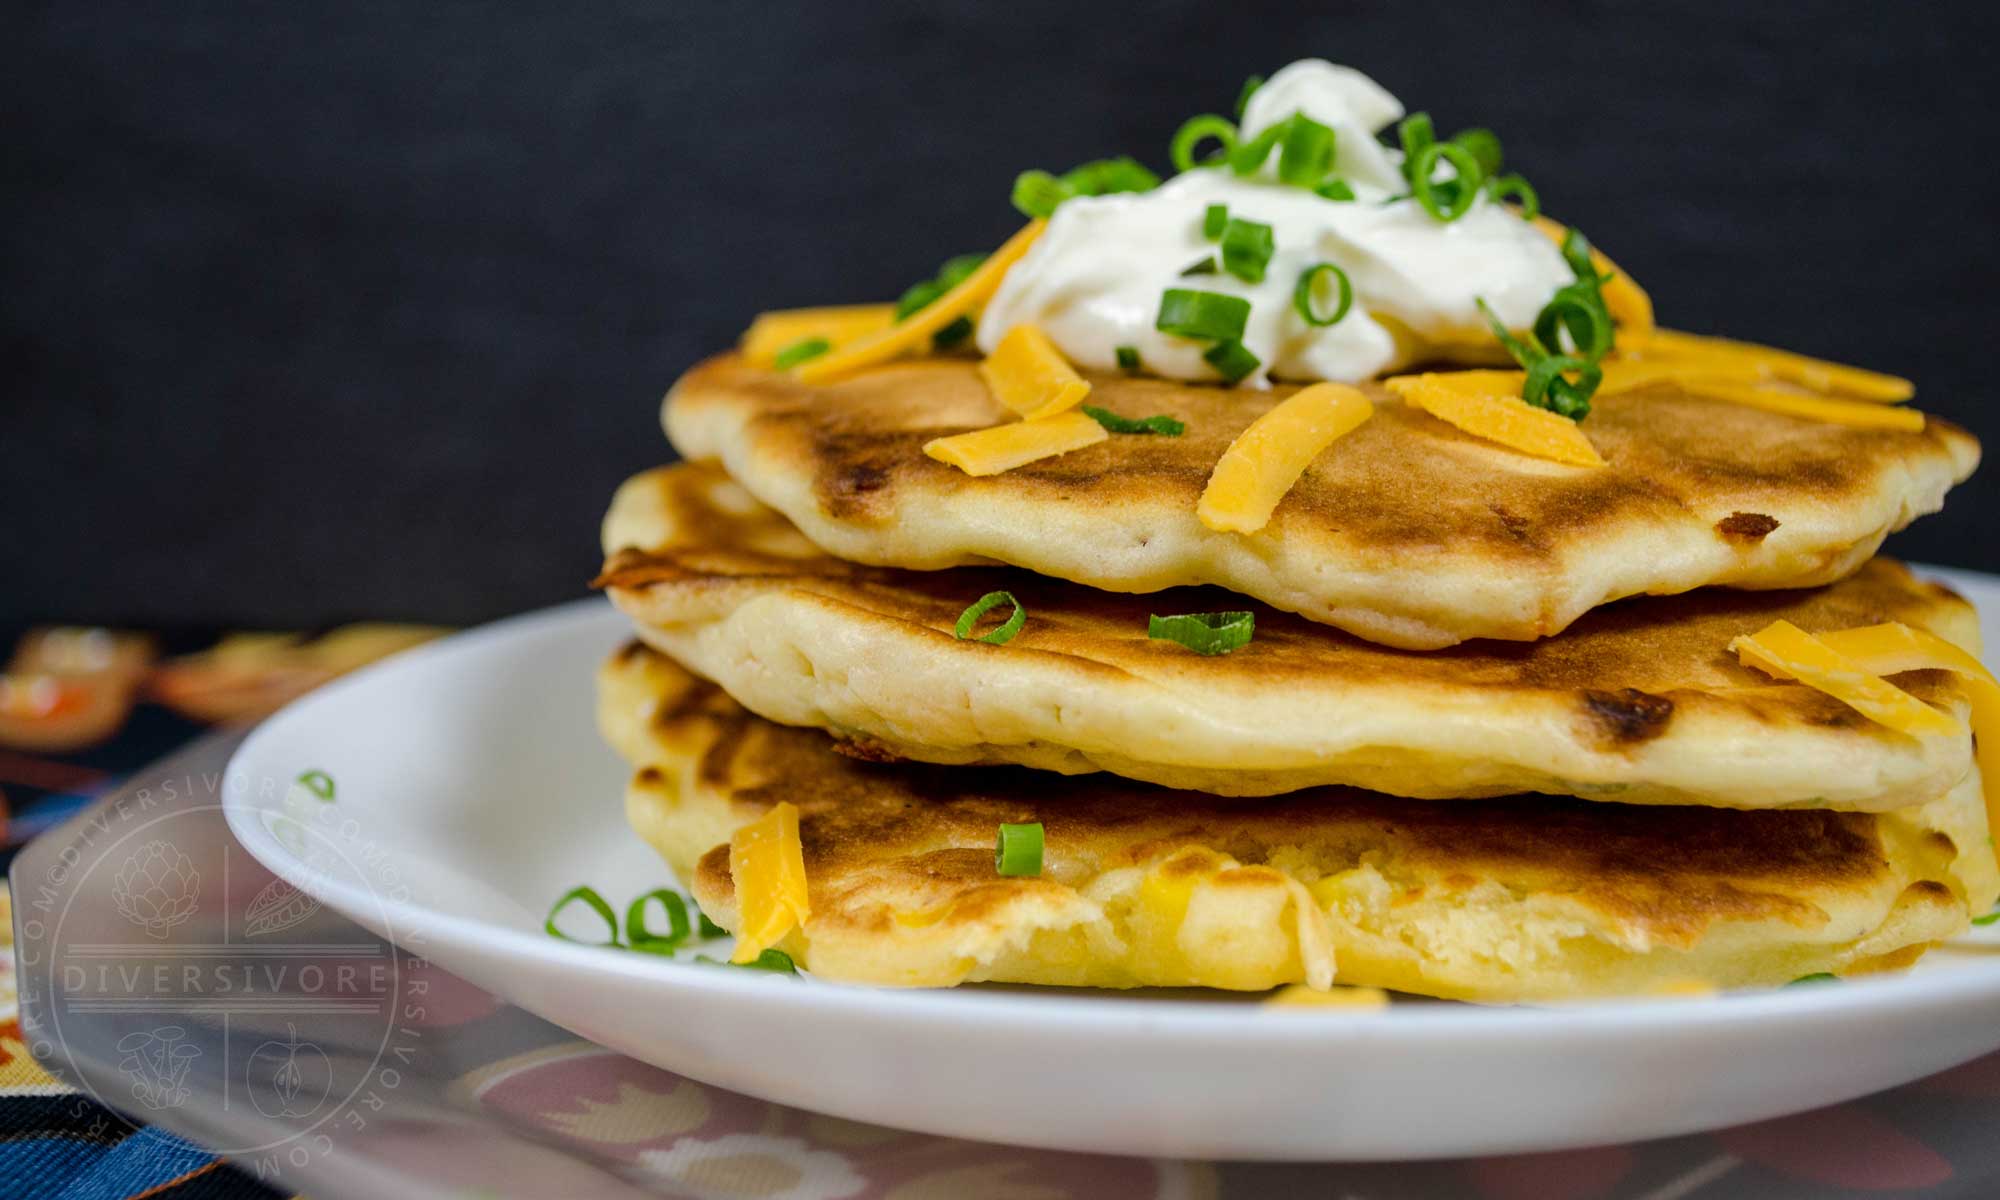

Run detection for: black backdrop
[[7, 1, 1996, 628]]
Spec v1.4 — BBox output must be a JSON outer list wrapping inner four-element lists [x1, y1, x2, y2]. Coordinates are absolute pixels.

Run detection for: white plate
[[224, 567, 2000, 1162]]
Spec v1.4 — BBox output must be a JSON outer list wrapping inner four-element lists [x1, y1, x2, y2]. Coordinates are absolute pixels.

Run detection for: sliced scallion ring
[[1410, 141, 1484, 222], [1148, 611, 1255, 655], [545, 885, 620, 947], [995, 822, 1045, 876], [1171, 114, 1238, 172], [1488, 172, 1540, 219], [955, 591, 1026, 645], [1293, 263, 1354, 327], [626, 889, 691, 954]]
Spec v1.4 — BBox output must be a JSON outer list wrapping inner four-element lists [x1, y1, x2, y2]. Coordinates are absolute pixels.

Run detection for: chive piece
[[1293, 263, 1354, 328], [1558, 228, 1598, 281], [545, 885, 620, 947], [895, 279, 945, 321], [1488, 173, 1539, 219], [1397, 112, 1435, 171], [1228, 121, 1285, 175], [1171, 114, 1238, 172], [1082, 405, 1185, 436], [1477, 298, 1599, 420], [1156, 289, 1250, 341], [932, 316, 975, 350], [955, 591, 1026, 645], [1450, 127, 1504, 178], [1314, 179, 1356, 202], [697, 949, 799, 973], [626, 889, 692, 954], [1011, 169, 1073, 219], [1410, 142, 1484, 222], [1787, 973, 1838, 986], [1180, 257, 1219, 276], [996, 822, 1045, 877], [1202, 339, 1261, 384], [1277, 113, 1336, 187], [1974, 908, 2000, 926], [1115, 345, 1142, 370], [1534, 286, 1613, 362], [697, 911, 729, 939], [1218, 217, 1275, 284], [938, 253, 988, 288], [1234, 74, 1264, 118], [773, 336, 831, 370], [1203, 203, 1229, 240], [1058, 156, 1161, 197], [1148, 611, 1255, 655], [295, 769, 336, 801]]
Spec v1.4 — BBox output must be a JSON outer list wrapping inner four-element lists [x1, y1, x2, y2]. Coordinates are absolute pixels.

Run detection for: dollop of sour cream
[[977, 59, 1572, 386]]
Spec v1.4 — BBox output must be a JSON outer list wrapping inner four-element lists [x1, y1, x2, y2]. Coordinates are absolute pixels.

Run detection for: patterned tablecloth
[[4, 622, 1999, 1200]]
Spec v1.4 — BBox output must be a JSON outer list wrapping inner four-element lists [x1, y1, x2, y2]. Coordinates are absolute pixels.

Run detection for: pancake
[[599, 643, 1997, 1002], [597, 462, 1979, 810], [662, 354, 1977, 649]]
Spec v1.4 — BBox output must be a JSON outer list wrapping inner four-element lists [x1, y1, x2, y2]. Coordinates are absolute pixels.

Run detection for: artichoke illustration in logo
[[111, 840, 201, 938]]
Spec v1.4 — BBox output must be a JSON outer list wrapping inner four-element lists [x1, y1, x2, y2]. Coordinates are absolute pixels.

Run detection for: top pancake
[[598, 463, 1981, 810], [663, 354, 1977, 649]]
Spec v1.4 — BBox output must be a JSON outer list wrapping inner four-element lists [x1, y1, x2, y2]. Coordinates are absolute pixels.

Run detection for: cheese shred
[[923, 410, 1107, 477], [1199, 382, 1374, 533], [728, 802, 811, 964], [980, 324, 1091, 420], [1384, 372, 1605, 468]]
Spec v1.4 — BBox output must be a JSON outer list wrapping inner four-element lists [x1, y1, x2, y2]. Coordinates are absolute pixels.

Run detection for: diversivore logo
[[18, 763, 430, 1173]]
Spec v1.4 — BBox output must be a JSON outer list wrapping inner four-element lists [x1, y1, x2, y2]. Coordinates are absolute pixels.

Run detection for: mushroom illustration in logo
[[246, 1024, 332, 1120], [111, 840, 200, 938], [116, 1027, 200, 1110]]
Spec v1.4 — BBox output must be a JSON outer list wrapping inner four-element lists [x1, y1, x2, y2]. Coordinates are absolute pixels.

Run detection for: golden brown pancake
[[599, 644, 1996, 1002], [598, 463, 1979, 810], [662, 354, 1977, 649]]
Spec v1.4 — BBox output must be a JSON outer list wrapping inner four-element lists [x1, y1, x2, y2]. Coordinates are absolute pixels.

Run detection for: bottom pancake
[[600, 642, 1997, 1003]]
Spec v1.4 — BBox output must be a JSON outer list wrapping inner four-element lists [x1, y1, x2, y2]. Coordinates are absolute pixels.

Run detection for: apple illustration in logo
[[246, 1024, 332, 1120]]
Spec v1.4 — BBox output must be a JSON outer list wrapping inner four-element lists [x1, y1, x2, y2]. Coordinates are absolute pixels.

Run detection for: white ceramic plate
[[224, 567, 2000, 1161]]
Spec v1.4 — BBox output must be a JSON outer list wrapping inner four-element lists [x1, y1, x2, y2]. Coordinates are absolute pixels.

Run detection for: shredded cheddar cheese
[[1198, 382, 1373, 533], [1266, 983, 1389, 1008], [740, 304, 897, 366], [1730, 620, 1965, 739], [1385, 372, 1605, 468], [1531, 216, 1654, 335], [728, 801, 810, 963], [1621, 328, 1913, 403], [980, 324, 1091, 420], [923, 410, 1107, 477], [1663, 379, 1924, 433], [794, 220, 1047, 383]]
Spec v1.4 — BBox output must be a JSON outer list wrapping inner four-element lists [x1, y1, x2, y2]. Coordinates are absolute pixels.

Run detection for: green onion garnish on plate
[[773, 337, 831, 370], [698, 910, 729, 939], [1171, 114, 1238, 172], [1115, 345, 1142, 371], [996, 822, 1045, 877], [1149, 611, 1256, 655], [695, 948, 799, 973], [955, 591, 1026, 645], [1787, 973, 1838, 986], [1974, 908, 2000, 926], [1202, 339, 1261, 384], [1082, 405, 1185, 436], [1219, 217, 1275, 283], [1157, 289, 1250, 341], [625, 888, 692, 954], [545, 884, 621, 947], [1294, 262, 1354, 327]]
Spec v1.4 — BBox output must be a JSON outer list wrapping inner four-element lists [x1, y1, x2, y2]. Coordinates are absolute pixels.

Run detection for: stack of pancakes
[[592, 356, 1991, 1002]]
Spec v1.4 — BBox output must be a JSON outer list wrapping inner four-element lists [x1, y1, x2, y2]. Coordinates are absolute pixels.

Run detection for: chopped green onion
[[1787, 973, 1838, 986], [1203, 203, 1229, 239], [1409, 141, 1484, 222], [1202, 339, 1261, 384], [996, 822, 1045, 876], [1228, 121, 1285, 174], [545, 885, 620, 947], [1171, 114, 1238, 172], [1012, 170, 1071, 218], [1277, 114, 1337, 187], [1974, 908, 2000, 926], [1487, 172, 1539, 219], [895, 279, 945, 321], [1534, 285, 1613, 362], [1156, 289, 1250, 340], [1293, 263, 1354, 327], [1234, 74, 1264, 118], [697, 911, 729, 939], [932, 316, 975, 350], [294, 769, 336, 801], [896, 255, 990, 349], [955, 591, 1026, 645], [1180, 257, 1219, 276], [1558, 228, 1598, 280], [773, 337, 831, 370], [1450, 127, 1504, 178], [626, 889, 692, 954], [1477, 298, 1600, 421], [938, 254, 988, 287], [1148, 611, 1256, 655], [697, 949, 798, 973], [1082, 405, 1185, 436], [1115, 345, 1142, 370], [1059, 156, 1161, 197], [1314, 178, 1356, 202], [1218, 217, 1275, 283], [1397, 112, 1436, 169]]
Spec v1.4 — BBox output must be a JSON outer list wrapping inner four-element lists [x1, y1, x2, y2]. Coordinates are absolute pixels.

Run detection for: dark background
[[6, 1, 1995, 628]]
